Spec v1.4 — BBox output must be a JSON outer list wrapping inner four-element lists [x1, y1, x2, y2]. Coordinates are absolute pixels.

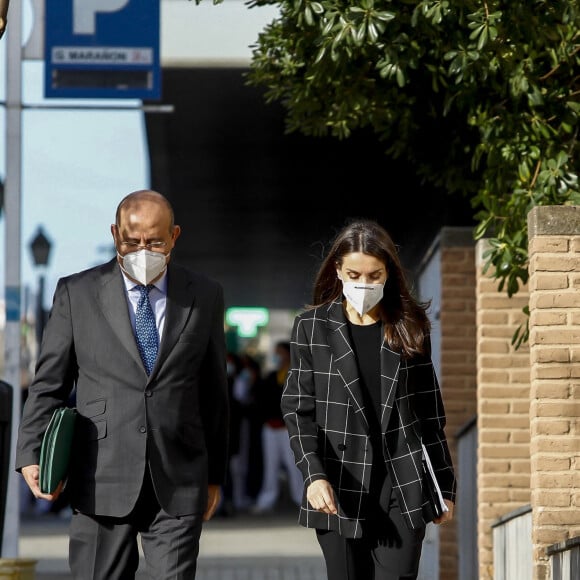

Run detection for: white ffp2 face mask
[[341, 280, 384, 316], [119, 249, 168, 285]]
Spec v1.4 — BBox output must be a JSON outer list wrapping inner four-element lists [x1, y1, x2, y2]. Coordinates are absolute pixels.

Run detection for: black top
[[348, 320, 382, 432], [348, 320, 394, 529]]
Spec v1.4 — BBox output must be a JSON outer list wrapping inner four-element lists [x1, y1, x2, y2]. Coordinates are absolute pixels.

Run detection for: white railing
[[548, 536, 580, 580], [492, 504, 532, 580]]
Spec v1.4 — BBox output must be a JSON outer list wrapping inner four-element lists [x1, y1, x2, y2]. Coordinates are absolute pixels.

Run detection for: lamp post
[[29, 227, 52, 355]]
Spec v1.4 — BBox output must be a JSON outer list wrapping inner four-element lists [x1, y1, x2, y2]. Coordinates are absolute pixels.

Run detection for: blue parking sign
[[45, 0, 161, 99]]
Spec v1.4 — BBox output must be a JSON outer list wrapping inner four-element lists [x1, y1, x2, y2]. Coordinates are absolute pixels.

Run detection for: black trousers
[[68, 470, 203, 580], [316, 473, 425, 580], [316, 507, 425, 580]]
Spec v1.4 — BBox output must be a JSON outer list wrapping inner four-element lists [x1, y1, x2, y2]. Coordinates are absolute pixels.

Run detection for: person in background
[[16, 190, 229, 579], [217, 351, 243, 517], [251, 341, 304, 514], [229, 353, 264, 511], [281, 218, 456, 580]]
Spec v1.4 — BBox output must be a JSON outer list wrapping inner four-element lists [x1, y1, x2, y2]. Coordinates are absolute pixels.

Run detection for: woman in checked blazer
[[281, 219, 456, 580]]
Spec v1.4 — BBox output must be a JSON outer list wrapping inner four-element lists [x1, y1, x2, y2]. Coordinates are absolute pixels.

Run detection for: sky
[[0, 0, 278, 313], [0, 59, 148, 312]]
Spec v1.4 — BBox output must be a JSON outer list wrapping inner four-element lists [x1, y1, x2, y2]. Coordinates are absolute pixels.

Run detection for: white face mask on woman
[[340, 280, 384, 316], [118, 249, 168, 285]]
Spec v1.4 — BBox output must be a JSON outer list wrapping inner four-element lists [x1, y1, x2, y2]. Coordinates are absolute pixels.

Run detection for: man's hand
[[203, 484, 221, 521], [307, 479, 337, 515], [20, 464, 63, 502]]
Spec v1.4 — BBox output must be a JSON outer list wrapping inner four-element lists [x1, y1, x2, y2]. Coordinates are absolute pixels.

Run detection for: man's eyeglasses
[[120, 241, 167, 251]]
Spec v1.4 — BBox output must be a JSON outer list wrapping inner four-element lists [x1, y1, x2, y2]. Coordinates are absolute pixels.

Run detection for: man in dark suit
[[16, 190, 229, 579]]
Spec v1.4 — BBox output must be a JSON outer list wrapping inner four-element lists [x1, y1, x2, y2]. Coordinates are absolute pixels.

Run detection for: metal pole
[[35, 274, 44, 351], [2, 0, 22, 557]]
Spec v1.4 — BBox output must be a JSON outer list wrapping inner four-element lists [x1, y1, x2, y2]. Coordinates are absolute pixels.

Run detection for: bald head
[[115, 190, 175, 231]]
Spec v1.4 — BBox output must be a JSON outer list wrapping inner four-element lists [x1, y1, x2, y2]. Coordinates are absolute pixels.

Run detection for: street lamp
[[29, 226, 52, 354]]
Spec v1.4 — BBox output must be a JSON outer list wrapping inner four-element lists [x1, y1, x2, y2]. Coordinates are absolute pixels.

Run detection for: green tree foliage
[[195, 0, 580, 343]]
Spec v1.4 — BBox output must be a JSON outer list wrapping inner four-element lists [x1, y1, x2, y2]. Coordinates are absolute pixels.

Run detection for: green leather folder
[[39, 407, 77, 494]]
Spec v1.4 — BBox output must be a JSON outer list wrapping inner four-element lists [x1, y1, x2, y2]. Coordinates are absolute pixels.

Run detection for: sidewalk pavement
[[17, 503, 327, 580]]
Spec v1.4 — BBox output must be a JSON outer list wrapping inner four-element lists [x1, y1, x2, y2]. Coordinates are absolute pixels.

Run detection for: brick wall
[[476, 239, 531, 580], [528, 205, 580, 580], [439, 229, 478, 579]]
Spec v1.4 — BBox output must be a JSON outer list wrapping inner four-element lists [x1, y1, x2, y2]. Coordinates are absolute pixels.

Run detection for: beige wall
[[473, 205, 579, 580], [475, 239, 531, 580], [528, 205, 580, 580]]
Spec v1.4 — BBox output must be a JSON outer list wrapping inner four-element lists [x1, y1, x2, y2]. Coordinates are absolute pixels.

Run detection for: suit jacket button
[[338, 443, 346, 451], [145, 391, 152, 397], [139, 426, 146, 433]]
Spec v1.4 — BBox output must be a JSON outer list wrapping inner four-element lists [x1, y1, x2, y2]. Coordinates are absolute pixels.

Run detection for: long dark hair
[[311, 219, 431, 358]]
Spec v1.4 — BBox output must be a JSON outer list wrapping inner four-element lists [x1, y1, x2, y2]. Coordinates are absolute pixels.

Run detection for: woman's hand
[[203, 484, 221, 521], [307, 479, 337, 515], [434, 499, 454, 525]]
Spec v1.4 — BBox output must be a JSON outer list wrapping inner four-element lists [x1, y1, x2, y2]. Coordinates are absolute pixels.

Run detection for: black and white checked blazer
[[281, 300, 457, 538]]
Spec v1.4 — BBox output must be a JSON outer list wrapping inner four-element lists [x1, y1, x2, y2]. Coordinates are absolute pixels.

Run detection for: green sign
[[226, 307, 269, 338]]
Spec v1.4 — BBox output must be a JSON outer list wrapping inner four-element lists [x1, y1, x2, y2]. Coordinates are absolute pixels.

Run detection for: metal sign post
[[2, 0, 22, 557]]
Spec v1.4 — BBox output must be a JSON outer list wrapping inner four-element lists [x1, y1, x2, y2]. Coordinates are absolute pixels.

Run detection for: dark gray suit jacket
[[16, 258, 229, 518], [281, 300, 456, 538]]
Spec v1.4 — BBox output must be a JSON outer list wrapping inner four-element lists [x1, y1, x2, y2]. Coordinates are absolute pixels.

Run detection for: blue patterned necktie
[[135, 284, 159, 375]]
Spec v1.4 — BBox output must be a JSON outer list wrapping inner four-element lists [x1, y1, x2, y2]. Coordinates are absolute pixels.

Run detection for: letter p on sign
[[73, 0, 130, 35]]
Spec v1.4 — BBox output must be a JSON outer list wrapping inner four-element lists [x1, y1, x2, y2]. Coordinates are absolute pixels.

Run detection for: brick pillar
[[438, 228, 477, 580], [476, 239, 531, 580], [528, 205, 580, 580]]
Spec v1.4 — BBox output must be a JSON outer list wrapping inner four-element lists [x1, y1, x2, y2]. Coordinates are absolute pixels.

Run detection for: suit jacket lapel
[[97, 260, 145, 372], [325, 301, 402, 434], [325, 301, 370, 431], [97, 261, 195, 380], [379, 342, 401, 433], [154, 263, 194, 368]]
